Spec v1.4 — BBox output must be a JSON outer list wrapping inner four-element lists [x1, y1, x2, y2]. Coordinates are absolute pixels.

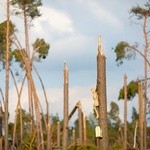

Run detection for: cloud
[[33, 6, 74, 35], [8, 84, 93, 123], [52, 33, 90, 56], [87, 0, 123, 29]]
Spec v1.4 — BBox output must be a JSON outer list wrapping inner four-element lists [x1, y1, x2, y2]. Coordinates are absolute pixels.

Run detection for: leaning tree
[[113, 1, 150, 149]]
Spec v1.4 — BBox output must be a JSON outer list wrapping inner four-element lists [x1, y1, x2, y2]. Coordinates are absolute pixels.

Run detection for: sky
[[0, 0, 148, 125]]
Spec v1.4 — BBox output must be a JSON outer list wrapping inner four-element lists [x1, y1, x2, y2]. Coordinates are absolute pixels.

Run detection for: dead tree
[[97, 35, 108, 150], [62, 62, 69, 150], [138, 82, 144, 150], [5, 0, 10, 149], [124, 74, 127, 150]]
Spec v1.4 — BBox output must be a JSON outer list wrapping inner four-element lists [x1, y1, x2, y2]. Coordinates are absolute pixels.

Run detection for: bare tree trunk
[[13, 34, 44, 150], [97, 36, 108, 150], [22, 5, 44, 149], [4, 0, 10, 149], [143, 16, 149, 150], [138, 82, 144, 150], [124, 74, 127, 150], [78, 101, 83, 145], [10, 70, 26, 149], [133, 120, 138, 149], [23, 4, 34, 136], [83, 113, 87, 145], [57, 121, 60, 149], [33, 66, 51, 150], [62, 62, 69, 150], [0, 106, 3, 150]]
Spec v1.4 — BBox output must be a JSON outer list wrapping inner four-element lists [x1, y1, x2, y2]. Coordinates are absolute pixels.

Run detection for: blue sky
[[0, 0, 147, 124]]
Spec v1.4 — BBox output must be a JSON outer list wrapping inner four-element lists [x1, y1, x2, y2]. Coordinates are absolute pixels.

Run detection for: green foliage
[[108, 101, 123, 149], [22, 132, 36, 150], [49, 113, 61, 145], [118, 80, 138, 101], [108, 101, 119, 121], [12, 49, 27, 68], [11, 0, 42, 19], [0, 21, 15, 66], [73, 113, 96, 144], [110, 143, 122, 150], [68, 144, 97, 150], [113, 1, 150, 66], [130, 2, 150, 19], [33, 38, 50, 60], [113, 41, 136, 66], [131, 107, 138, 121]]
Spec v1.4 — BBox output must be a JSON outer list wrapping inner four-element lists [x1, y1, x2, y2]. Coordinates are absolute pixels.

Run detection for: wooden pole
[[97, 35, 108, 150], [138, 82, 144, 150], [83, 113, 87, 145], [57, 121, 61, 149], [124, 74, 127, 150], [62, 62, 69, 150], [78, 101, 83, 145]]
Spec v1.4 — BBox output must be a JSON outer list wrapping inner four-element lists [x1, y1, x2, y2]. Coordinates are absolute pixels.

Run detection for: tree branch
[[127, 45, 150, 67]]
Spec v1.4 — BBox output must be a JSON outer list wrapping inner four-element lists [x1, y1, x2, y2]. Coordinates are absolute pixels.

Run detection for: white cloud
[[8, 84, 93, 123], [33, 6, 74, 35], [52, 33, 90, 56], [87, 0, 123, 29]]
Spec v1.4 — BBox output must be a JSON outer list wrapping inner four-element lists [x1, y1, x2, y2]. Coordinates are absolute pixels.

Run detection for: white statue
[[91, 87, 99, 118]]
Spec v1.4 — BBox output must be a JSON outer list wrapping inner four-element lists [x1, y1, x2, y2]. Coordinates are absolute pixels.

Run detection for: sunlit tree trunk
[[62, 63, 69, 150], [4, 0, 10, 149], [83, 113, 87, 145], [97, 36, 108, 150], [22, 4, 44, 149], [78, 101, 83, 145], [124, 74, 127, 150], [0, 106, 3, 150], [143, 15, 149, 150], [138, 81, 144, 150], [23, 3, 34, 135], [12, 73, 26, 148]]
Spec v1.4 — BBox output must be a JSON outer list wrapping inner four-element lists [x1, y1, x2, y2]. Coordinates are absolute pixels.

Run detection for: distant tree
[[108, 101, 119, 121], [9, 109, 36, 149], [73, 113, 96, 146], [10, 1, 50, 149], [113, 0, 150, 66], [113, 4, 150, 148], [108, 101, 123, 150], [127, 107, 139, 149], [0, 21, 15, 68], [118, 80, 138, 101]]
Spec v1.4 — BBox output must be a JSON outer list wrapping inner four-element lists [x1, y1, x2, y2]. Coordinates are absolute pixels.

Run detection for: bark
[[22, 4, 44, 149], [62, 63, 69, 150], [124, 74, 127, 150], [97, 36, 108, 150], [138, 82, 144, 150], [143, 15, 149, 150], [13, 34, 44, 150], [133, 120, 138, 148], [78, 101, 83, 145], [12, 73, 26, 148], [83, 113, 87, 145], [4, 0, 10, 149]]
